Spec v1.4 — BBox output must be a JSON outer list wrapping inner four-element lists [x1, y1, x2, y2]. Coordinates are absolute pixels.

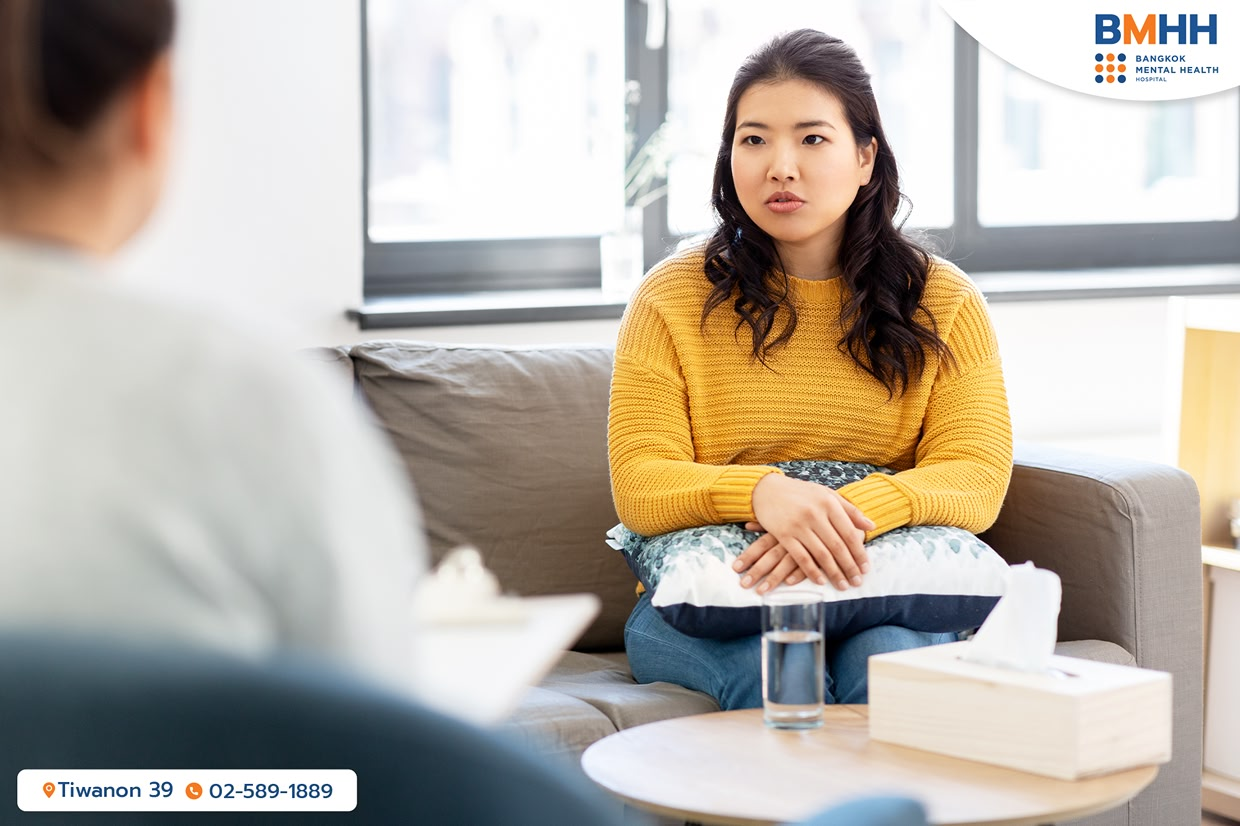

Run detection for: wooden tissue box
[[868, 640, 1171, 780]]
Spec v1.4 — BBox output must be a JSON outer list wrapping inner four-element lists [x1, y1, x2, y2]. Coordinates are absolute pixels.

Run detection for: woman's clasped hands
[[733, 473, 874, 594]]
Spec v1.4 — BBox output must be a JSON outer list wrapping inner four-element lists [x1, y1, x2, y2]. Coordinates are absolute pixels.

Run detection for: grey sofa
[[312, 339, 1203, 826]]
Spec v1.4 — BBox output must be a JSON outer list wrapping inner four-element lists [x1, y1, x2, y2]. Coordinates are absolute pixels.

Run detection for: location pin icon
[[43, 782, 55, 798]]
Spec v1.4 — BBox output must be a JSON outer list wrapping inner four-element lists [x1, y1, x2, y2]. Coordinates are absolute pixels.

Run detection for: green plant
[[624, 80, 672, 210]]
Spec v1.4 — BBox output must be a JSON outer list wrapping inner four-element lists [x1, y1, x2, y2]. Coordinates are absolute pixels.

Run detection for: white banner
[[17, 770, 357, 812], [939, 0, 1239, 101]]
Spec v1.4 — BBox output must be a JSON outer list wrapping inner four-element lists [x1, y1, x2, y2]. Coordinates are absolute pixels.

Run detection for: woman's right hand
[[740, 473, 873, 591]]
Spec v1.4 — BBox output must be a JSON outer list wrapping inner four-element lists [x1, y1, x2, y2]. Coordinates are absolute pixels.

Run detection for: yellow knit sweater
[[607, 248, 1013, 540]]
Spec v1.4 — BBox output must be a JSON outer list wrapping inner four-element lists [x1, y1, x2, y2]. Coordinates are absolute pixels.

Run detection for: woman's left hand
[[734, 516, 867, 593], [732, 531, 804, 593]]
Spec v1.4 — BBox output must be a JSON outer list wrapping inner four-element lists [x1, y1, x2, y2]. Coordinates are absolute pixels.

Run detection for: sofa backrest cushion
[[350, 341, 634, 651]]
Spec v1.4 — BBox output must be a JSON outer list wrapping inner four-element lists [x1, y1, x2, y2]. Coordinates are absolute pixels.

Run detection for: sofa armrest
[[980, 441, 1202, 824], [981, 441, 1200, 661]]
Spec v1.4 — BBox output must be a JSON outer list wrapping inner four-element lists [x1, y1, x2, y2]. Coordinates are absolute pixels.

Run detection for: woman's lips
[[766, 198, 805, 214]]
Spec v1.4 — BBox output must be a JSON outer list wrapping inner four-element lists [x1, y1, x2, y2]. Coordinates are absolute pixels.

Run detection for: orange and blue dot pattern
[[1095, 52, 1127, 84]]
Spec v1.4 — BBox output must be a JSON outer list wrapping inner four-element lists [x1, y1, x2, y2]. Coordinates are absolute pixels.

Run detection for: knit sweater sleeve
[[836, 282, 1014, 537], [608, 291, 781, 536]]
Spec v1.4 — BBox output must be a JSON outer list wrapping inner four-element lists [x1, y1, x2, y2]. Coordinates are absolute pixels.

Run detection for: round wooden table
[[580, 707, 1158, 826]]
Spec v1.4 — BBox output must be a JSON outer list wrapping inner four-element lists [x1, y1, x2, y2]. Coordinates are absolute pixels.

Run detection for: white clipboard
[[410, 593, 600, 726]]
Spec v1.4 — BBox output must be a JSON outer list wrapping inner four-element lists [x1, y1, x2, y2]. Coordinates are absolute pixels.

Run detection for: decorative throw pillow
[[606, 461, 1009, 640]]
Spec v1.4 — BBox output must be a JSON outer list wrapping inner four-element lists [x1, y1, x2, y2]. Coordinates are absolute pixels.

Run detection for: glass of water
[[761, 587, 825, 729]]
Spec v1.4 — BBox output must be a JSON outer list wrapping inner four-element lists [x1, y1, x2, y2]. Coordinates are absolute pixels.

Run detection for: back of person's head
[[0, 0, 175, 226]]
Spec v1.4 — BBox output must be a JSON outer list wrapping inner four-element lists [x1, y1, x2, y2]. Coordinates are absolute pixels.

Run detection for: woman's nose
[[768, 148, 797, 181]]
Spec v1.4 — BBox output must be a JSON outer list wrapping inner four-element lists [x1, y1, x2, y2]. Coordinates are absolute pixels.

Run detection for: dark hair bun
[[0, 0, 175, 176]]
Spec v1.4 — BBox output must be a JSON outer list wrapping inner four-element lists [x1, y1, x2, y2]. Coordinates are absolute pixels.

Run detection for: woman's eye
[[741, 135, 764, 145], [803, 134, 826, 145]]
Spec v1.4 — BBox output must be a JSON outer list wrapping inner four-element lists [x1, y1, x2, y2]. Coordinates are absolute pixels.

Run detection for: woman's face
[[730, 79, 875, 272]]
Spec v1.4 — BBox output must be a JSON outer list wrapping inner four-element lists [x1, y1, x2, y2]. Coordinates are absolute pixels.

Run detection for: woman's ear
[[102, 50, 173, 251], [858, 137, 877, 186], [128, 51, 174, 165]]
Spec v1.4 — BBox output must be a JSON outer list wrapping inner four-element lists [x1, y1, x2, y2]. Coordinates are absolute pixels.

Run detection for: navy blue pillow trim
[[656, 594, 1001, 641]]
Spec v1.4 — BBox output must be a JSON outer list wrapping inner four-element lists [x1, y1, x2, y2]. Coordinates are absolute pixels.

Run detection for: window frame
[[358, 0, 618, 298], [358, 1, 1240, 311], [943, 27, 1240, 272]]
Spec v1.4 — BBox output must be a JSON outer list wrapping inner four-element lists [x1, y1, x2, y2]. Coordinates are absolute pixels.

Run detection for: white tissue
[[960, 561, 1062, 673], [413, 546, 528, 625]]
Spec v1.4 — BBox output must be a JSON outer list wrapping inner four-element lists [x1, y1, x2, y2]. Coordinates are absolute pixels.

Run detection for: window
[[359, 0, 1240, 321], [366, 0, 624, 244], [664, 0, 954, 234], [363, 0, 624, 296], [949, 33, 1240, 273], [977, 47, 1238, 227]]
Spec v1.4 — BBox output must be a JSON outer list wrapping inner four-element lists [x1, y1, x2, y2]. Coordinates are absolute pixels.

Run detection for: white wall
[[118, 0, 1172, 461], [121, 0, 367, 346], [989, 297, 1169, 462]]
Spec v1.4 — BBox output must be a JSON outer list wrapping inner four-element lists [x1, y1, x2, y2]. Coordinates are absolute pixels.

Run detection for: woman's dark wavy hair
[[702, 28, 951, 397], [0, 0, 175, 184]]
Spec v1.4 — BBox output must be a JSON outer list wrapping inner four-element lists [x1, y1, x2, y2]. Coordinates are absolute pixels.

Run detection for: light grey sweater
[[0, 239, 427, 696]]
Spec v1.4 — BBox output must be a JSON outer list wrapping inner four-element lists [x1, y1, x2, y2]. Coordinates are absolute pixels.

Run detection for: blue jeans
[[624, 592, 956, 710]]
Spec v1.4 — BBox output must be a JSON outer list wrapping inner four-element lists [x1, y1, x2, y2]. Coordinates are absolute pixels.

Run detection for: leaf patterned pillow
[[606, 461, 1009, 640]]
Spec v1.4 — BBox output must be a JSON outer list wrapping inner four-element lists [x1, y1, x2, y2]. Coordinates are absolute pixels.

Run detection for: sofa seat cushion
[[497, 686, 619, 763], [538, 651, 720, 732], [1053, 639, 1135, 666], [350, 341, 635, 651]]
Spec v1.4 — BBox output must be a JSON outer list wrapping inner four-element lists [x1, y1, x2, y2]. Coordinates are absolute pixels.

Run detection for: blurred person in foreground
[[0, 0, 426, 696]]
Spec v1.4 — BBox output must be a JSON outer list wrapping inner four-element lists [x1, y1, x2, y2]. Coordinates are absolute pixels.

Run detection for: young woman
[[0, 0, 426, 695], [608, 29, 1013, 709]]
